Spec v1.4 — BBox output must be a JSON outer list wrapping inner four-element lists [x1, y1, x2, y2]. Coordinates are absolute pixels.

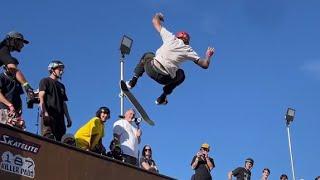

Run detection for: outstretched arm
[[152, 13, 164, 33], [195, 47, 215, 69]]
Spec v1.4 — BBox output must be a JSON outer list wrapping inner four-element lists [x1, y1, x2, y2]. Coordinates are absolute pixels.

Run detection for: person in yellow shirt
[[74, 107, 110, 154]]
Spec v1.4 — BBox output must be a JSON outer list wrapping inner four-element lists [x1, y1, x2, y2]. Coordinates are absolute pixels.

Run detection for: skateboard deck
[[120, 80, 155, 126]]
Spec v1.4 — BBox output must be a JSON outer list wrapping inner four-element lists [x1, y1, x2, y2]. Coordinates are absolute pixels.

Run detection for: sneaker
[[126, 76, 138, 89], [155, 94, 168, 105], [44, 133, 56, 140]]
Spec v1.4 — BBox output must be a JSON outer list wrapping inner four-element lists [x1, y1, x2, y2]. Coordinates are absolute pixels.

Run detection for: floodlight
[[120, 35, 133, 55], [285, 108, 295, 125]]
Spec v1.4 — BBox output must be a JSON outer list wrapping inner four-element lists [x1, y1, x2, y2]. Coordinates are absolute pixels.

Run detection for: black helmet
[[96, 107, 110, 117], [48, 60, 64, 72], [6, 31, 29, 44], [245, 158, 254, 165]]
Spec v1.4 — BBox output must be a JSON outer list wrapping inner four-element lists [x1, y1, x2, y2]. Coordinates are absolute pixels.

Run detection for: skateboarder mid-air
[[126, 13, 215, 105]]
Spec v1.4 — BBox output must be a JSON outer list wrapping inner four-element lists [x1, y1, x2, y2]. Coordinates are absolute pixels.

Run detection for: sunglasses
[[201, 148, 209, 152], [144, 148, 151, 151]]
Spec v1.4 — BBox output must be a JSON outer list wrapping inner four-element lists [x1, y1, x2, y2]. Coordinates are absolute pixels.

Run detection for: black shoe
[[126, 76, 138, 89], [44, 133, 56, 140], [155, 94, 168, 105]]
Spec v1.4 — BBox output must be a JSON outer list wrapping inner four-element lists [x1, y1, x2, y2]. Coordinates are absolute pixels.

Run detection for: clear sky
[[2, 0, 320, 179]]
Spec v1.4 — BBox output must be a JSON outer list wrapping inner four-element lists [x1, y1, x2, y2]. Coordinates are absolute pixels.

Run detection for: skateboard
[[120, 80, 155, 126]]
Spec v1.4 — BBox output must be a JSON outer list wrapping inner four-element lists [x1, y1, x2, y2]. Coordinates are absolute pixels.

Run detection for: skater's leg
[[127, 52, 155, 88], [156, 69, 185, 105], [163, 69, 185, 95]]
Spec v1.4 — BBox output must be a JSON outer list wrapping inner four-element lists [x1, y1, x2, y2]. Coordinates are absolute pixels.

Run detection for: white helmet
[[48, 60, 64, 72]]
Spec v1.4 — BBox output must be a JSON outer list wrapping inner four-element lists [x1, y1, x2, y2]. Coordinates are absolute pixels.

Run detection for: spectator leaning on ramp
[[0, 31, 36, 103], [39, 60, 72, 141], [74, 107, 110, 154], [126, 13, 215, 105], [140, 144, 159, 173]]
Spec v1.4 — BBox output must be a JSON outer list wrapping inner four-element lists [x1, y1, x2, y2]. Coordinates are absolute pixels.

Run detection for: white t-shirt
[[113, 119, 139, 158], [155, 27, 200, 78]]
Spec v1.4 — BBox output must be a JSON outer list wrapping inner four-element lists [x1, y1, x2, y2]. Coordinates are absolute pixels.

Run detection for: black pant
[[41, 115, 66, 141], [134, 52, 185, 95], [122, 154, 138, 166]]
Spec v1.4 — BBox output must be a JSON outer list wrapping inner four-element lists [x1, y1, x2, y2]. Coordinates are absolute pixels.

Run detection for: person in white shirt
[[113, 109, 141, 166], [126, 13, 215, 105]]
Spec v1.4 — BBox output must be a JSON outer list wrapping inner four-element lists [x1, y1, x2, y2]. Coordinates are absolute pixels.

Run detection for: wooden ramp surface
[[0, 124, 175, 180]]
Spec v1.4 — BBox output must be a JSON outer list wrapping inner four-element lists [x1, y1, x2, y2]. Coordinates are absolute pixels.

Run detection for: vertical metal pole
[[120, 54, 125, 115], [36, 106, 40, 135], [287, 125, 296, 180]]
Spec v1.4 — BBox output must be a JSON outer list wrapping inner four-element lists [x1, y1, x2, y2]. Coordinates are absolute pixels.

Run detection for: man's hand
[[196, 151, 202, 158], [206, 47, 215, 58], [152, 13, 164, 32], [155, 13, 164, 22], [67, 118, 72, 128], [8, 104, 15, 117], [136, 128, 142, 137], [42, 115, 51, 126], [41, 109, 49, 118]]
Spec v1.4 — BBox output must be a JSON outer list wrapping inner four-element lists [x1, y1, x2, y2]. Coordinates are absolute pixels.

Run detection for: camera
[[27, 89, 40, 109], [118, 115, 142, 125], [133, 117, 142, 125], [107, 139, 123, 161]]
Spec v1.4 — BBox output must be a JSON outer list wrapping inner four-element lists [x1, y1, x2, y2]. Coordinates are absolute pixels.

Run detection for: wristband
[[23, 82, 29, 87]]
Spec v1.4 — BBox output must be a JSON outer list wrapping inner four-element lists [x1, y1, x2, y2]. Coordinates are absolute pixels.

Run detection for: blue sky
[[2, 0, 320, 179]]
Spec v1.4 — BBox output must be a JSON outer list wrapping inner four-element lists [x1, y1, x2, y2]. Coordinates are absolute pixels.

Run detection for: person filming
[[191, 143, 215, 180]]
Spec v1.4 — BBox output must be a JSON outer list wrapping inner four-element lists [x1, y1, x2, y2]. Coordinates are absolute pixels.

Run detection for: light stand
[[36, 106, 40, 135], [119, 35, 133, 115], [285, 108, 296, 180]]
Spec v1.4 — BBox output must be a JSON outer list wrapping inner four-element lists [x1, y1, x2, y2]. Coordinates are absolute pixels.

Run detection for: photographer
[[0, 66, 25, 129], [191, 143, 215, 180], [39, 60, 72, 141], [113, 108, 142, 166], [74, 107, 110, 153]]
